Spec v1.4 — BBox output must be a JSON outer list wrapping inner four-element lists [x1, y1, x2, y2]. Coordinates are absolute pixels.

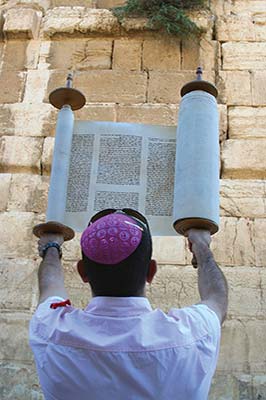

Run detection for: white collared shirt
[[29, 296, 221, 400]]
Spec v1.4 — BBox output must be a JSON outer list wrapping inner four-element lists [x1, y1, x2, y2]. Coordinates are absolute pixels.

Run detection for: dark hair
[[82, 218, 152, 297]]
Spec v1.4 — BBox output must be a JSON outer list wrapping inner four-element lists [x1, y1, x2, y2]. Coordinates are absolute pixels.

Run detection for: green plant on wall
[[113, 0, 207, 38]]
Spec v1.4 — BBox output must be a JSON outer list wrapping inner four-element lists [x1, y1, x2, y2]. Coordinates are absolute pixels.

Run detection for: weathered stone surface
[[0, 258, 37, 310], [96, 0, 125, 8], [217, 15, 256, 41], [0, 314, 33, 362], [254, 219, 266, 267], [48, 70, 147, 103], [220, 179, 266, 218], [117, 103, 178, 126], [11, 103, 54, 137], [51, 0, 92, 6], [222, 42, 266, 70], [152, 236, 186, 265], [222, 139, 266, 179], [143, 37, 181, 71], [8, 174, 49, 213], [1, 40, 39, 71], [0, 71, 26, 103], [0, 136, 43, 173], [43, 7, 120, 37], [148, 71, 214, 103], [23, 69, 50, 104], [218, 104, 227, 142], [0, 173, 11, 211], [217, 71, 251, 106], [229, 107, 266, 139], [3, 8, 41, 39], [211, 217, 255, 266], [75, 103, 116, 121], [121, 17, 149, 32], [41, 136, 54, 174], [0, 362, 43, 400], [251, 71, 266, 106], [0, 105, 13, 136], [181, 39, 217, 71], [63, 261, 91, 309], [0, 211, 35, 258], [48, 38, 113, 70], [113, 39, 142, 71]]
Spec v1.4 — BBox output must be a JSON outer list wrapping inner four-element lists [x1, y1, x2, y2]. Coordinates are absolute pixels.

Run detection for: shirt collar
[[85, 296, 153, 317]]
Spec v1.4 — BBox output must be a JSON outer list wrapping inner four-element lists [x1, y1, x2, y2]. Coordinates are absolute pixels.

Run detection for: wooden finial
[[180, 66, 218, 98], [49, 72, 86, 110]]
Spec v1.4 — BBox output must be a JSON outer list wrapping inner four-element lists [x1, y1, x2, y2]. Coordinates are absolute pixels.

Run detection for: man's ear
[[77, 260, 90, 283], [146, 259, 157, 284]]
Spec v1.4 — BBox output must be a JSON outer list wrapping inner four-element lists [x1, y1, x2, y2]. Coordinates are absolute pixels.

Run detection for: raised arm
[[37, 233, 68, 305], [187, 229, 228, 325]]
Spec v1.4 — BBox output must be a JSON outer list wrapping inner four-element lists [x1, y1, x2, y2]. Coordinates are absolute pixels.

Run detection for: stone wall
[[0, 0, 266, 398]]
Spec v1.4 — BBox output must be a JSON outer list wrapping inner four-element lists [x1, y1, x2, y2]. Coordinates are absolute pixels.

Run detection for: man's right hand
[[187, 229, 211, 250]]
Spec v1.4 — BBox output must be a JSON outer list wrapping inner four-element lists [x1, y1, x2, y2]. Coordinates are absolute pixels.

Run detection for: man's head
[[77, 209, 157, 297]]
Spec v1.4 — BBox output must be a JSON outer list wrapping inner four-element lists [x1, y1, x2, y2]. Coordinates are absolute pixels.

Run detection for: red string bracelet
[[50, 299, 71, 309]]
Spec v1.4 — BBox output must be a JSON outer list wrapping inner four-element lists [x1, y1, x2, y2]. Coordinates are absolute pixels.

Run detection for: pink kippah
[[80, 213, 143, 265]]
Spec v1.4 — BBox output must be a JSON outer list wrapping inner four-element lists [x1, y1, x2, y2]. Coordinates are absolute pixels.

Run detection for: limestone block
[[209, 373, 242, 400], [78, 9, 120, 34], [0, 71, 26, 103], [0, 136, 43, 173], [146, 265, 198, 311], [211, 217, 255, 266], [148, 71, 215, 103], [217, 71, 251, 106], [1, 40, 39, 71], [0, 258, 37, 310], [225, 267, 263, 318], [0, 314, 33, 362], [3, 8, 41, 39], [75, 103, 116, 121], [0, 211, 35, 258], [51, 0, 92, 6], [222, 42, 266, 70], [0, 362, 43, 400], [254, 219, 266, 267], [217, 319, 250, 373], [9, 103, 55, 137], [41, 136, 54, 174], [43, 7, 119, 37], [0, 105, 13, 136], [113, 39, 142, 71], [48, 39, 113, 70], [253, 376, 266, 400], [229, 107, 266, 139], [181, 39, 217, 71], [48, 70, 147, 104], [23, 69, 50, 104], [222, 139, 266, 179], [246, 320, 266, 372], [143, 37, 181, 71], [0, 173, 11, 211], [96, 0, 125, 8], [116, 104, 178, 126], [216, 15, 256, 41], [8, 174, 49, 213], [220, 179, 266, 218], [251, 71, 266, 106], [188, 10, 214, 39], [152, 236, 186, 265]]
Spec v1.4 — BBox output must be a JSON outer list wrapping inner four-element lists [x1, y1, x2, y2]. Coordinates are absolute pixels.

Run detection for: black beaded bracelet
[[40, 242, 62, 259]]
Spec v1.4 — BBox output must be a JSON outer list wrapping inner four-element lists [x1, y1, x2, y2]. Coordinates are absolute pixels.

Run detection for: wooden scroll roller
[[173, 67, 219, 267], [33, 74, 86, 241]]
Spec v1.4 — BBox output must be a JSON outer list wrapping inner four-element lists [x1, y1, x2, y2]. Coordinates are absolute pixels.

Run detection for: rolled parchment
[[173, 89, 219, 236]]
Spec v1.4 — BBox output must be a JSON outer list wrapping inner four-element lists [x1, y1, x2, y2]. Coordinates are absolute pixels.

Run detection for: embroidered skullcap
[[80, 213, 143, 265]]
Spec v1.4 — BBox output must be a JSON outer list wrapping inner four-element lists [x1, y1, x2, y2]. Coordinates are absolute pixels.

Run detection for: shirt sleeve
[[168, 304, 221, 374]]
